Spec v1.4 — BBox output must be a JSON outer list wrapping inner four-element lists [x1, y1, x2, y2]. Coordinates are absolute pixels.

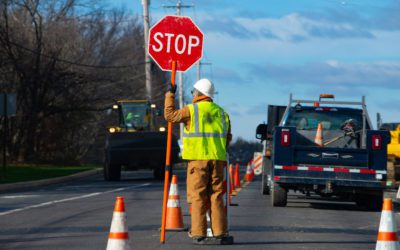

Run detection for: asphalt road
[[0, 170, 398, 250]]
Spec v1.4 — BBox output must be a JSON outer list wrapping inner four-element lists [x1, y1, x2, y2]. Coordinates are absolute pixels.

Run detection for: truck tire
[[153, 165, 165, 180], [104, 158, 121, 181], [262, 157, 272, 195], [355, 191, 383, 211], [271, 182, 287, 207], [261, 171, 270, 195]]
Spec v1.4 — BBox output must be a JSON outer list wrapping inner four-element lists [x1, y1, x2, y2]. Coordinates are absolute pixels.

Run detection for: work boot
[[213, 234, 234, 245], [192, 236, 207, 245], [188, 231, 207, 245]]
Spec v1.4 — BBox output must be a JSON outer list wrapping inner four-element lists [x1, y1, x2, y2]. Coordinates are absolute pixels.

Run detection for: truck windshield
[[284, 108, 368, 131], [120, 102, 150, 129]]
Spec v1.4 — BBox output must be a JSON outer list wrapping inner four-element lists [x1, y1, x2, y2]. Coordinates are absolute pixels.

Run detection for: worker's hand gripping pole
[[161, 61, 177, 244]]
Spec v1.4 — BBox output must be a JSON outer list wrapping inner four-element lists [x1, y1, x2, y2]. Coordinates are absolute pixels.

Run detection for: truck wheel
[[261, 172, 270, 195], [367, 192, 384, 211], [271, 182, 287, 207], [262, 157, 272, 195], [153, 166, 165, 180], [104, 159, 121, 181], [355, 191, 383, 211]]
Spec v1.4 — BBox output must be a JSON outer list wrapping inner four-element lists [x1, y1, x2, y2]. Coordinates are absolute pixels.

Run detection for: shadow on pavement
[[286, 195, 379, 212], [0, 224, 160, 236], [232, 225, 376, 235], [232, 240, 375, 246]]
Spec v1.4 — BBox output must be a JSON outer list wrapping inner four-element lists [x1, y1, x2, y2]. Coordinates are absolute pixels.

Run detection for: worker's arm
[[164, 92, 190, 123]]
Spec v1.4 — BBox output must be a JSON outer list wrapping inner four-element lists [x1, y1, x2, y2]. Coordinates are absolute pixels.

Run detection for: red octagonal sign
[[148, 15, 204, 72]]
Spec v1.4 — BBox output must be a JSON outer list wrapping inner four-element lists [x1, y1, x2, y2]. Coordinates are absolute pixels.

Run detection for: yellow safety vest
[[182, 101, 229, 160]]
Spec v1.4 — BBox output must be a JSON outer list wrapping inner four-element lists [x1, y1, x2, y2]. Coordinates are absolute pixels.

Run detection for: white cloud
[[200, 11, 375, 42], [247, 61, 400, 89], [326, 60, 339, 67]]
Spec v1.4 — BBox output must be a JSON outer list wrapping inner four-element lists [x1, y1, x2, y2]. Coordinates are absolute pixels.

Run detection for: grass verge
[[0, 165, 99, 184]]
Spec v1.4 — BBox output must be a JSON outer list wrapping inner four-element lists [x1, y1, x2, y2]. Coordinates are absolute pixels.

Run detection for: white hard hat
[[193, 78, 215, 98]]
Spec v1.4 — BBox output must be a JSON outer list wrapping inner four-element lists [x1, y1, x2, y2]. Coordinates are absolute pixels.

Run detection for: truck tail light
[[281, 129, 291, 147], [372, 134, 382, 150]]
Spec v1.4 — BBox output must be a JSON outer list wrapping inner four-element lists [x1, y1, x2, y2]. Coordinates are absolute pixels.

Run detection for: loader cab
[[119, 101, 151, 131], [108, 100, 164, 133]]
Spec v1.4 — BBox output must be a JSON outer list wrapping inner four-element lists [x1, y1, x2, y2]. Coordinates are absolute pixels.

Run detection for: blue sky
[[107, 0, 400, 141]]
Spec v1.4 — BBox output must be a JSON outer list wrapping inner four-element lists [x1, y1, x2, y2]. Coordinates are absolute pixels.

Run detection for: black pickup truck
[[256, 94, 390, 210]]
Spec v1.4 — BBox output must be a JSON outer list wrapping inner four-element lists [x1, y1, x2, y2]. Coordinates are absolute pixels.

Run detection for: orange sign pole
[[160, 60, 177, 244]]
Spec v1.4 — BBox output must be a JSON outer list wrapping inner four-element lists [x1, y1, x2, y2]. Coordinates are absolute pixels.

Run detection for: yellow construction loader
[[380, 123, 400, 185], [104, 100, 180, 181]]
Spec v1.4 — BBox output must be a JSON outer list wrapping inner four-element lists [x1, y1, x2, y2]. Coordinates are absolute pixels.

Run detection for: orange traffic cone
[[229, 164, 236, 195], [106, 197, 131, 250], [250, 161, 255, 179], [315, 122, 324, 147], [222, 162, 229, 206], [166, 175, 186, 231], [245, 163, 253, 182], [234, 163, 241, 188], [376, 198, 400, 250]]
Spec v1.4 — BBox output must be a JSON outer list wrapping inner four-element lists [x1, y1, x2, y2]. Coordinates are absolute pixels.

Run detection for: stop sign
[[148, 15, 204, 72]]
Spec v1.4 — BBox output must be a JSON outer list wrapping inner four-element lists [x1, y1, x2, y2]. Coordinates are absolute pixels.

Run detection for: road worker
[[164, 78, 233, 245]]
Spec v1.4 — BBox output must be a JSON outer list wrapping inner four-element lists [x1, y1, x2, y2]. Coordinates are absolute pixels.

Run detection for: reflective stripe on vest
[[182, 102, 228, 160]]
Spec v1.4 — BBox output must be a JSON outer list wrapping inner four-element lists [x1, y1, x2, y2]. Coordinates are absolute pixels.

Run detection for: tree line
[[228, 137, 262, 165], [0, 0, 167, 164], [0, 0, 260, 166]]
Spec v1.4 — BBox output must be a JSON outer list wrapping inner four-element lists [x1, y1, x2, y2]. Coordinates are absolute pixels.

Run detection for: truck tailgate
[[294, 146, 368, 167]]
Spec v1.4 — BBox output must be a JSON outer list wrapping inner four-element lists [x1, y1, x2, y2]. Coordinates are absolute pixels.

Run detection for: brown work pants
[[187, 160, 227, 237]]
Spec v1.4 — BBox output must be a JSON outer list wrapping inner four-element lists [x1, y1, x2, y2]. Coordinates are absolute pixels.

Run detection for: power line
[[6, 40, 148, 69]]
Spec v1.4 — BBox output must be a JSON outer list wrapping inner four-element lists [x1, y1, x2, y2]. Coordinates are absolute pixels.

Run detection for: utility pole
[[2, 94, 7, 180], [377, 112, 382, 129], [163, 1, 193, 142], [142, 0, 152, 102], [197, 61, 212, 80]]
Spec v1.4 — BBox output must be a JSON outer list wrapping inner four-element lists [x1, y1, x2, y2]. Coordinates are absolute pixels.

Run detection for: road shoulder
[[0, 168, 102, 193]]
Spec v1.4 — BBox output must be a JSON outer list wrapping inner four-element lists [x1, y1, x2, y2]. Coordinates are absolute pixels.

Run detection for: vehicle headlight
[[109, 127, 116, 133], [159, 127, 166, 132]]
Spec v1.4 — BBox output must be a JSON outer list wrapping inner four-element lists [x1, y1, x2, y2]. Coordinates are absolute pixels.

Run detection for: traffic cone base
[[106, 197, 131, 250], [376, 198, 400, 250], [107, 238, 131, 250]]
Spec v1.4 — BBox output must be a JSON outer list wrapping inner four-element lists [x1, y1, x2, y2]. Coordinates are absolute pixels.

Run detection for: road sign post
[[160, 60, 176, 244], [0, 93, 16, 180], [147, 15, 203, 244]]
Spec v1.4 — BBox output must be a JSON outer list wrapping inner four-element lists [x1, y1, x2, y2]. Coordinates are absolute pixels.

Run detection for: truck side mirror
[[256, 123, 268, 141]]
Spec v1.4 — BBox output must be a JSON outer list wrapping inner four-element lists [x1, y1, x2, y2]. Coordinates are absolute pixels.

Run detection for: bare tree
[[0, 0, 167, 164]]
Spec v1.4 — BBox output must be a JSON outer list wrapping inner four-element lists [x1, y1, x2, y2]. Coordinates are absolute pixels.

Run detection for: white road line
[[0, 183, 151, 217], [1, 195, 40, 199]]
